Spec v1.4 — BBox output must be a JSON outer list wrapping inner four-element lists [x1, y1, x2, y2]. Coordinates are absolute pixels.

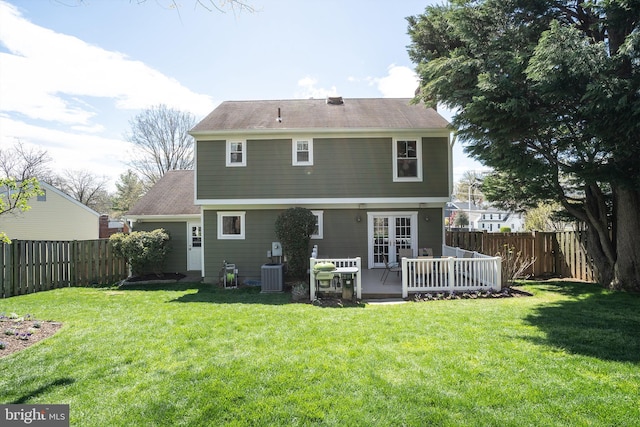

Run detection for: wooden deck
[[359, 267, 402, 298]]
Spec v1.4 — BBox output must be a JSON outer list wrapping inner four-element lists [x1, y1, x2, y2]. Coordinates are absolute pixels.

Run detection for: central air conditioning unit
[[261, 263, 284, 292]]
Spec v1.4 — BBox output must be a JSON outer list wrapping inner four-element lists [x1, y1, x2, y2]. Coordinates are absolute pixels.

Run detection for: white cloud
[[371, 64, 420, 98], [0, 1, 215, 123], [295, 76, 338, 99], [0, 1, 217, 191], [0, 115, 134, 188]]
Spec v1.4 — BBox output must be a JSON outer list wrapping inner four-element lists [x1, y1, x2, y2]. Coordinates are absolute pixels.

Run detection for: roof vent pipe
[[276, 107, 282, 123], [326, 96, 344, 105]]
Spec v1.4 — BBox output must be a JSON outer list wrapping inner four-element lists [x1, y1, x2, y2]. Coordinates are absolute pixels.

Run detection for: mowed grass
[[1, 281, 639, 426]]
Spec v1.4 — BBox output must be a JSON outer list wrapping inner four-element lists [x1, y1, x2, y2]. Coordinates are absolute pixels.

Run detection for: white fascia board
[[191, 128, 451, 140], [198, 197, 450, 210], [125, 214, 201, 223]]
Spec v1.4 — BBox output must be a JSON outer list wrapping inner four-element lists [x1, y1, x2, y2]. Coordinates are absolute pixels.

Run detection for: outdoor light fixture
[[425, 215, 430, 222]]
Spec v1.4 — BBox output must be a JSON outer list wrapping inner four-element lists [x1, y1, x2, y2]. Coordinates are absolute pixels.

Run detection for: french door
[[368, 212, 417, 268]]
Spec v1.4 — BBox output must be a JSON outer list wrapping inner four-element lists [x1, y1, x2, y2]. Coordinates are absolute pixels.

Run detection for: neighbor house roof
[[126, 170, 199, 217], [190, 98, 449, 134]]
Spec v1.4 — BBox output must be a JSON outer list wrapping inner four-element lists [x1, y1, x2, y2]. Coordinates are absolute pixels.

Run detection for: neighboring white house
[[446, 202, 525, 232], [477, 208, 525, 232], [0, 181, 100, 241]]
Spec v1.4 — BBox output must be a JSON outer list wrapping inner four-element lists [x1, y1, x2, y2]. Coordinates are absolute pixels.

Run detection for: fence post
[[448, 256, 455, 292], [495, 257, 502, 291], [1, 243, 8, 298]]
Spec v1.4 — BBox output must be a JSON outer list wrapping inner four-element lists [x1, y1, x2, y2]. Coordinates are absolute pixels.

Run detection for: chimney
[[99, 215, 109, 238]]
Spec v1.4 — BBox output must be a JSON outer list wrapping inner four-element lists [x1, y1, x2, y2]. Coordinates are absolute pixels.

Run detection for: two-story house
[[127, 98, 452, 287], [477, 208, 525, 232]]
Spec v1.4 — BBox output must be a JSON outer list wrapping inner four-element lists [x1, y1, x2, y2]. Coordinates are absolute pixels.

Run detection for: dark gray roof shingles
[[126, 170, 199, 216], [191, 98, 449, 133]]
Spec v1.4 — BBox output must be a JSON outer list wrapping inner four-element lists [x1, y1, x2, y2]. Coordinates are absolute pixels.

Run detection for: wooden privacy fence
[[1, 239, 128, 298], [446, 230, 595, 282]]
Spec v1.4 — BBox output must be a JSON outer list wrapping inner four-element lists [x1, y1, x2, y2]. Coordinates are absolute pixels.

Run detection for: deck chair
[[380, 255, 402, 284], [398, 248, 413, 259], [419, 247, 434, 257]]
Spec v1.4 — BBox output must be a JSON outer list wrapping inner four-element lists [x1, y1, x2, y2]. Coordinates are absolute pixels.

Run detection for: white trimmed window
[[393, 138, 422, 182], [292, 139, 313, 166], [217, 212, 245, 239], [311, 210, 323, 239], [226, 140, 246, 167]]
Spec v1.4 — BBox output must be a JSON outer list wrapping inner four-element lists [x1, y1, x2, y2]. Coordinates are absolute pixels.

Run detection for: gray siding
[[196, 137, 449, 200], [202, 208, 444, 283], [134, 222, 188, 273]]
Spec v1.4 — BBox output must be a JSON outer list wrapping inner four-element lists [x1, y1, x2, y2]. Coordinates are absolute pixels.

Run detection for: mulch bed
[[412, 287, 532, 302], [120, 273, 187, 283], [0, 314, 62, 358]]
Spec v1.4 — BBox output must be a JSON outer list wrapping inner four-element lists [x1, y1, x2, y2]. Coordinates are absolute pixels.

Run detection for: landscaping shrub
[[274, 207, 316, 280], [496, 244, 536, 287], [110, 229, 170, 276], [500, 226, 512, 232]]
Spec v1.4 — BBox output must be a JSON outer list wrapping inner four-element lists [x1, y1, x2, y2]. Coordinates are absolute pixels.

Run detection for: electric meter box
[[271, 242, 282, 257]]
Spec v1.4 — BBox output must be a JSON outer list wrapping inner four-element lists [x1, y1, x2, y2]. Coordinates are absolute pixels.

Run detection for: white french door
[[368, 212, 417, 268]]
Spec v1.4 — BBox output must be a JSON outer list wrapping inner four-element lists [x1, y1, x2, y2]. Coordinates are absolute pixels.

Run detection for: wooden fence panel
[[0, 239, 128, 298], [446, 230, 596, 282]]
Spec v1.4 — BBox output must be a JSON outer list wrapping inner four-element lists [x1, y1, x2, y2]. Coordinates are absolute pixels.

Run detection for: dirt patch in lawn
[[0, 315, 62, 358]]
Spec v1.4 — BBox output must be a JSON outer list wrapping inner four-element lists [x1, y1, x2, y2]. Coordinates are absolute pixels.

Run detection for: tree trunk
[[611, 187, 640, 291]]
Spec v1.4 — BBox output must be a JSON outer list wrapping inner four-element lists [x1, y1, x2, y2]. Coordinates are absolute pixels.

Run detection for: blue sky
[[0, 0, 484, 191]]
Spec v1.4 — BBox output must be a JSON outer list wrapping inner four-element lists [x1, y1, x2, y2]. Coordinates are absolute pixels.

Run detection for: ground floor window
[[217, 211, 245, 239], [311, 210, 323, 239]]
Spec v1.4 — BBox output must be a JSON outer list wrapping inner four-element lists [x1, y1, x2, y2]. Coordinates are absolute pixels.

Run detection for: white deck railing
[[309, 257, 362, 301], [401, 245, 501, 298]]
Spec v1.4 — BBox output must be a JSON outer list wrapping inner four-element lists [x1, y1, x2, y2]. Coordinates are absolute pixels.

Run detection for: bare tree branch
[[125, 104, 196, 186]]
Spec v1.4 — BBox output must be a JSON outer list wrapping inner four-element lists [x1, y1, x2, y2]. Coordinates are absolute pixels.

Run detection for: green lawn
[[1, 281, 639, 426]]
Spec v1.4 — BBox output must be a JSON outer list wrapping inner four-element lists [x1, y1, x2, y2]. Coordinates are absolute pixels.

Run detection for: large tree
[[125, 104, 197, 186], [112, 169, 146, 216], [454, 170, 485, 205], [408, 0, 640, 290], [53, 169, 112, 214]]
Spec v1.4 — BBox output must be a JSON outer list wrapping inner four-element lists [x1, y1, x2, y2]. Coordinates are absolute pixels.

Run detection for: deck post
[[401, 258, 408, 298], [355, 257, 362, 300], [309, 258, 316, 301]]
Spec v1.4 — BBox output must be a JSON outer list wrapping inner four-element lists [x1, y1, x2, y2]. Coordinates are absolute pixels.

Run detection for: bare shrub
[[496, 245, 536, 287]]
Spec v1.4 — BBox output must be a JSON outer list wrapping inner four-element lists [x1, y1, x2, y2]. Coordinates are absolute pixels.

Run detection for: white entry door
[[187, 222, 202, 271], [368, 212, 417, 268]]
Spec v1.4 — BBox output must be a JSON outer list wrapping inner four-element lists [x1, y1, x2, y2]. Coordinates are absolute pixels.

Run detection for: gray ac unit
[[261, 263, 284, 292]]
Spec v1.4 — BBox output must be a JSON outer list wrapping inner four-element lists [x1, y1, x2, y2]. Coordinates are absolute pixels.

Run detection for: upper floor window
[[217, 211, 245, 239], [393, 138, 422, 182], [226, 140, 246, 167], [293, 139, 313, 166], [37, 190, 46, 202]]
